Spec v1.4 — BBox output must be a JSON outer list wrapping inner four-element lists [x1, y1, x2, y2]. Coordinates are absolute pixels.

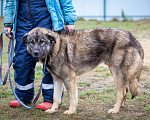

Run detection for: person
[[3, 0, 76, 110]]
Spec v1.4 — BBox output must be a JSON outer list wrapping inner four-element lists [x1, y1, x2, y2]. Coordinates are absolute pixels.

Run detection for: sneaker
[[10, 100, 24, 107], [37, 102, 53, 110]]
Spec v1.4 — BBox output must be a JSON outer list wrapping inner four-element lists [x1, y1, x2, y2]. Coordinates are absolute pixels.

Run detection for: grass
[[35, 65, 43, 80], [0, 17, 150, 119], [94, 73, 112, 78], [77, 81, 91, 87], [0, 90, 13, 98], [95, 67, 109, 72], [75, 19, 150, 32]]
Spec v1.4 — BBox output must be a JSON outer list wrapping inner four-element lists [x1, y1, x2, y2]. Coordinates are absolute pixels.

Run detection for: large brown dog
[[22, 27, 144, 114]]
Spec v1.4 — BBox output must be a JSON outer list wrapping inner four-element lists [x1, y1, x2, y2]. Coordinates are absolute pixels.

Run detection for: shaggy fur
[[22, 27, 144, 114]]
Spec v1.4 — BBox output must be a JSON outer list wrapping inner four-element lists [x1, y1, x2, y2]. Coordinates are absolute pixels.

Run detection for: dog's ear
[[46, 33, 56, 43], [22, 33, 28, 44]]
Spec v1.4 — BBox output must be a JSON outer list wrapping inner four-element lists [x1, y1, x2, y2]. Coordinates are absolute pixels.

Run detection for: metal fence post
[[104, 0, 106, 21], [1, 0, 4, 17]]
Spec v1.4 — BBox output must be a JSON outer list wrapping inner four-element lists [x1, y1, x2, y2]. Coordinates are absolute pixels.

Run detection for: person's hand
[[4, 27, 12, 39], [65, 25, 75, 31]]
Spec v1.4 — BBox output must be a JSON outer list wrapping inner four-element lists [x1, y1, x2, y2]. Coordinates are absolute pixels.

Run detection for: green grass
[[77, 81, 91, 87], [0, 17, 150, 119], [75, 19, 150, 32], [35, 65, 43, 80], [0, 89, 13, 98], [94, 72, 112, 77], [95, 66, 109, 72]]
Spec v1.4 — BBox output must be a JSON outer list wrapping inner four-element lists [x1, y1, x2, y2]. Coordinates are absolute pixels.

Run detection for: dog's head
[[22, 27, 56, 59]]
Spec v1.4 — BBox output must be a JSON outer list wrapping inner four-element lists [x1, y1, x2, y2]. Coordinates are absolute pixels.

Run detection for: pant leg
[[14, 0, 54, 103], [42, 69, 54, 103], [13, 1, 37, 103], [14, 0, 64, 103]]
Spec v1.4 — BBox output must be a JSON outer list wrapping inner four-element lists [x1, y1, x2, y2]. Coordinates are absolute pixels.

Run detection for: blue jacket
[[4, 0, 77, 32]]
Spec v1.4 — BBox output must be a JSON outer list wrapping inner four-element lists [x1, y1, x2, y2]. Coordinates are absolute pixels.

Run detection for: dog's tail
[[128, 31, 144, 60]]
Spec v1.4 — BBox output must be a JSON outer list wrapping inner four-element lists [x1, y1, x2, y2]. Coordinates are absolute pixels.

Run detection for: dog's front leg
[[63, 71, 78, 115], [45, 74, 63, 114]]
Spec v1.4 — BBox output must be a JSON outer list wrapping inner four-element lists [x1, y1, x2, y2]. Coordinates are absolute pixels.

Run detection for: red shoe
[[37, 102, 53, 110], [10, 100, 23, 107]]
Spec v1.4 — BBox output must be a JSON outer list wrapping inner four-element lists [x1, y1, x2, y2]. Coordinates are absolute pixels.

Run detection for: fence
[[0, 0, 5, 17], [73, 0, 150, 21], [1, 0, 150, 21]]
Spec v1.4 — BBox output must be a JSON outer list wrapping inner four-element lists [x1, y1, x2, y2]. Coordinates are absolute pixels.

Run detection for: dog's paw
[[63, 110, 76, 115], [107, 108, 119, 114], [45, 108, 57, 114]]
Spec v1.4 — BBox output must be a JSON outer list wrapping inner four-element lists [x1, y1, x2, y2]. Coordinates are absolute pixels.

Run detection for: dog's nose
[[34, 50, 39, 56]]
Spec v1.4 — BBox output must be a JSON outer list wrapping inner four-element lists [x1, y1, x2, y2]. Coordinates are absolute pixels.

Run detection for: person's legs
[[11, 0, 63, 109], [10, 0, 36, 107]]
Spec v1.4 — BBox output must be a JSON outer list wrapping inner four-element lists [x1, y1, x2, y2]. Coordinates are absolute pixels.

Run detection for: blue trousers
[[14, 0, 54, 103]]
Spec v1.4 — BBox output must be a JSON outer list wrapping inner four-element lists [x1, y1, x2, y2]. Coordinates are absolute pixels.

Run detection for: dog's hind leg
[[129, 78, 140, 99], [127, 53, 142, 99], [107, 67, 128, 114], [63, 70, 78, 115], [45, 74, 64, 114], [127, 66, 141, 99], [122, 86, 129, 106]]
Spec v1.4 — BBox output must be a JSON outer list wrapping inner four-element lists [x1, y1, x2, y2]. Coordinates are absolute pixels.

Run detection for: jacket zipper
[[28, 0, 34, 27]]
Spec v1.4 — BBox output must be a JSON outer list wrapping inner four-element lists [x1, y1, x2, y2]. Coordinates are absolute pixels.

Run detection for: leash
[[0, 30, 12, 85], [0, 30, 44, 109]]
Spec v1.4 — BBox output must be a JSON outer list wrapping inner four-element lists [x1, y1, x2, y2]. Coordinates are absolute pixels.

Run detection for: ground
[[0, 19, 150, 119]]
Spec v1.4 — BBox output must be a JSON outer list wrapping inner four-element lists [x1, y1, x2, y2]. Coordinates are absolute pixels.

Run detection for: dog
[[22, 27, 144, 114]]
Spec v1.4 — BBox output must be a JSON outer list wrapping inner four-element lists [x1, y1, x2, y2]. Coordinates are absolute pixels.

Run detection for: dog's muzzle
[[33, 50, 40, 57], [32, 49, 44, 58]]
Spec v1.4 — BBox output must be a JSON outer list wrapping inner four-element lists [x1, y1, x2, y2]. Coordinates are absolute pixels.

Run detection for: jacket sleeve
[[59, 0, 77, 25], [3, 0, 14, 27]]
